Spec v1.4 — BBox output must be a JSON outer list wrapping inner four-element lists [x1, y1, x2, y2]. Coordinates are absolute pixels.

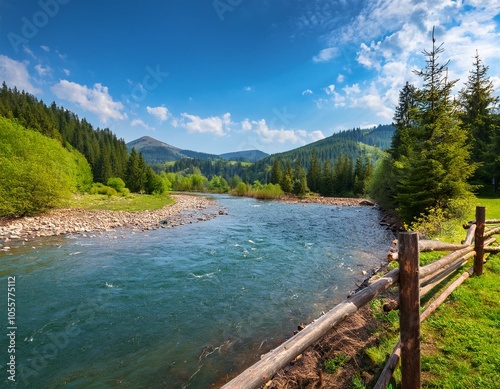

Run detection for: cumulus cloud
[[0, 55, 41, 94], [307, 0, 500, 121], [179, 112, 232, 136], [337, 74, 345, 83], [252, 119, 301, 144], [313, 47, 339, 63], [51, 80, 126, 122], [146, 106, 170, 122], [131, 119, 154, 131], [302, 89, 314, 95]]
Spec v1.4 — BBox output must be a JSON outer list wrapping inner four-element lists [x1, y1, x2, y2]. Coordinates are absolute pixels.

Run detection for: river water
[[1, 195, 393, 388]]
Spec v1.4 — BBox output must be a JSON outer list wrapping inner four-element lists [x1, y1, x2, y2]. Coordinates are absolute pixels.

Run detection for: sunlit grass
[[66, 193, 175, 212]]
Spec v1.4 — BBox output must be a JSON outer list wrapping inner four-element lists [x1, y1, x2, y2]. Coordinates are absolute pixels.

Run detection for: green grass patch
[[67, 193, 175, 212], [420, 254, 500, 388], [323, 353, 349, 374], [471, 197, 500, 220]]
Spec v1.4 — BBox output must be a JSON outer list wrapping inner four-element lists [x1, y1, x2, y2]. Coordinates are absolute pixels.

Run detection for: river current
[[1, 195, 393, 388]]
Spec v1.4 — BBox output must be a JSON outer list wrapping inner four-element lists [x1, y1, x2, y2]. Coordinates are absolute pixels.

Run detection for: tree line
[[0, 84, 168, 216]]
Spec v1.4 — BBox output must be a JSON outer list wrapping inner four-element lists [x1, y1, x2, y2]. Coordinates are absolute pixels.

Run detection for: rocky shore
[[281, 196, 375, 207], [0, 194, 225, 250]]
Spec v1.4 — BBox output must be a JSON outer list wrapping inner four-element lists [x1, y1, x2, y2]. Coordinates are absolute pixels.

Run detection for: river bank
[[0, 194, 223, 249]]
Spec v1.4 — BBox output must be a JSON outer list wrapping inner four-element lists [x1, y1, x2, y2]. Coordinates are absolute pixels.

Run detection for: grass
[[364, 196, 500, 388], [323, 353, 349, 374], [66, 193, 175, 212]]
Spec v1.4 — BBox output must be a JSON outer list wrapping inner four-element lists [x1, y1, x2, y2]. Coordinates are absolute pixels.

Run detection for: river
[[0, 195, 393, 388]]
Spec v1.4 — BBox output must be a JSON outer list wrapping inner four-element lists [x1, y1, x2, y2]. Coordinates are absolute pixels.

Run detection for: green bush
[[107, 177, 126, 192], [90, 183, 118, 197], [234, 182, 248, 196]]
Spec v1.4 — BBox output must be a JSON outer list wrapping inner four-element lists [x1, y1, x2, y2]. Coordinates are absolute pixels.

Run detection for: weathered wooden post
[[399, 232, 421, 389], [474, 206, 485, 276]]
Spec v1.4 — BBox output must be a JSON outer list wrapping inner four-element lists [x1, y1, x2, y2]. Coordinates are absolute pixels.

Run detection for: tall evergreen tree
[[395, 29, 475, 222], [307, 150, 321, 192], [270, 160, 283, 186], [458, 51, 499, 191]]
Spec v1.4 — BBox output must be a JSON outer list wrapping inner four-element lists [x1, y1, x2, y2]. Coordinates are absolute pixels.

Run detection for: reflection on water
[[0, 195, 393, 388]]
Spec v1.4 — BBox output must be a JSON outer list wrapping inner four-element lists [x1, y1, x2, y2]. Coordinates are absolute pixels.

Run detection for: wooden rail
[[222, 206, 499, 388]]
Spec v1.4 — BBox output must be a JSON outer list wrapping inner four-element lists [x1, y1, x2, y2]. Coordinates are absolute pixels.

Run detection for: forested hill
[[0, 83, 128, 184], [257, 124, 394, 170]]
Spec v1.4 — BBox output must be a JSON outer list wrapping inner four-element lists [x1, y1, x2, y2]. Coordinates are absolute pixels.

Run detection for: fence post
[[399, 232, 421, 389], [474, 206, 486, 276]]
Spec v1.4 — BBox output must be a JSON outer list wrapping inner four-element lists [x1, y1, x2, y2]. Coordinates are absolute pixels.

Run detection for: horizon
[[1, 1, 499, 154]]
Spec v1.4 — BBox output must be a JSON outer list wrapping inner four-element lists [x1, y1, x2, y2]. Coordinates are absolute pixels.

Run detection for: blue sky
[[1, 0, 500, 154]]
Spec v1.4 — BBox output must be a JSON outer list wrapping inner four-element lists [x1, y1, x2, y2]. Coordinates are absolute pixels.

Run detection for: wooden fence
[[222, 206, 500, 389]]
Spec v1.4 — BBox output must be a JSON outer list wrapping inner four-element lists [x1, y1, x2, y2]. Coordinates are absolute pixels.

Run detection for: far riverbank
[[0, 194, 223, 248]]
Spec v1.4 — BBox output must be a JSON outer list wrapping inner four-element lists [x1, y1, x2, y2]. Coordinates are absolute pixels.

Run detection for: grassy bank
[[365, 197, 500, 388], [67, 193, 175, 212]]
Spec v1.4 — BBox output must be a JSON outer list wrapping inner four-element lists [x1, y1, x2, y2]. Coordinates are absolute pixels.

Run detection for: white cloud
[[337, 74, 345, 83], [51, 80, 126, 122], [313, 47, 339, 63], [309, 130, 325, 142], [146, 105, 170, 122], [63, 68, 71, 76], [131, 119, 154, 131], [324, 84, 335, 95], [241, 118, 252, 131], [308, 0, 500, 122], [179, 112, 232, 136], [343, 83, 360, 95], [0, 55, 41, 94], [243, 86, 253, 92], [302, 89, 314, 95], [252, 119, 301, 144], [40, 45, 50, 52], [35, 64, 51, 77]]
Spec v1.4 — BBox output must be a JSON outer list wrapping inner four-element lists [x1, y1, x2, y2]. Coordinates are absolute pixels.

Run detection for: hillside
[[126, 136, 268, 164], [219, 150, 269, 162], [256, 124, 395, 171]]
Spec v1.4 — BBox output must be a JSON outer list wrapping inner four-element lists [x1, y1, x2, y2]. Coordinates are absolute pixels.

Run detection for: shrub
[[107, 177, 126, 192]]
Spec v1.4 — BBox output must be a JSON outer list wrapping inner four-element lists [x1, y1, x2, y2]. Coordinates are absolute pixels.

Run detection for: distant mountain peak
[[126, 136, 268, 164]]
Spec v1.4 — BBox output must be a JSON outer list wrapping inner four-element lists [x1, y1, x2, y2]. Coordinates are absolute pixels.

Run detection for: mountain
[[219, 150, 269, 162], [126, 136, 269, 164]]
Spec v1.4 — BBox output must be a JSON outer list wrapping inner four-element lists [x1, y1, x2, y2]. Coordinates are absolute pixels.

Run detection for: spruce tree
[[307, 150, 321, 192], [458, 51, 499, 191], [395, 29, 476, 223], [270, 160, 282, 185]]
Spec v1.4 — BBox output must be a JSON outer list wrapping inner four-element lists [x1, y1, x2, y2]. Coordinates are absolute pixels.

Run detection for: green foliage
[[323, 353, 348, 374], [107, 177, 126, 192], [379, 31, 476, 224], [0, 83, 128, 183], [458, 52, 500, 193], [90, 183, 118, 197], [0, 117, 85, 216], [351, 372, 367, 389], [234, 181, 249, 196], [208, 175, 230, 193]]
